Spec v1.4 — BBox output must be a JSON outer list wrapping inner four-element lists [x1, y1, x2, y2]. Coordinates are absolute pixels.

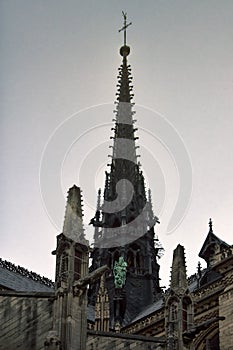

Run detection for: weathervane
[[119, 11, 132, 46]]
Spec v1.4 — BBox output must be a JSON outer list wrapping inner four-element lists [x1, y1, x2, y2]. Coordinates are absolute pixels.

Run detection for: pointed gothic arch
[[182, 295, 193, 332], [59, 252, 68, 283], [194, 323, 220, 350], [74, 247, 83, 281], [127, 243, 142, 273]]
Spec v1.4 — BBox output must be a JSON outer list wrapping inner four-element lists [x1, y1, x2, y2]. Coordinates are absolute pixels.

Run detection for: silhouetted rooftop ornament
[[119, 11, 132, 57], [209, 218, 213, 232], [199, 218, 230, 265]]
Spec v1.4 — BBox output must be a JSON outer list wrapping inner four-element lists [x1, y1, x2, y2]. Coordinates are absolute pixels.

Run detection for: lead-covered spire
[[111, 12, 137, 167], [90, 13, 160, 249], [88, 16, 163, 326], [101, 30, 148, 230], [110, 44, 138, 177]]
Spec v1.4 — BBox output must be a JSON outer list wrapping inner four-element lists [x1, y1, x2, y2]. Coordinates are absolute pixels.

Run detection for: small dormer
[[199, 219, 230, 268]]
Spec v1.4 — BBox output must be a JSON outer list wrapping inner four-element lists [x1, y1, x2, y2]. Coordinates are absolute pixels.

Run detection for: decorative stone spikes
[[147, 189, 154, 222], [148, 188, 152, 205], [93, 189, 102, 242], [170, 244, 188, 294], [102, 46, 143, 204], [115, 57, 134, 104], [97, 188, 101, 210], [62, 185, 88, 245], [93, 188, 102, 222], [94, 274, 110, 332]]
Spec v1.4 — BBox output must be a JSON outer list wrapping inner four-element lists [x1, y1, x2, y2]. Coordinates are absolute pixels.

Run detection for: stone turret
[[170, 244, 188, 294], [62, 185, 87, 245], [50, 185, 89, 350], [165, 245, 194, 350]]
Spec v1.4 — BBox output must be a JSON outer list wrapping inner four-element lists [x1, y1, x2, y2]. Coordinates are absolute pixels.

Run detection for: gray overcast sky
[[1, 0, 233, 287]]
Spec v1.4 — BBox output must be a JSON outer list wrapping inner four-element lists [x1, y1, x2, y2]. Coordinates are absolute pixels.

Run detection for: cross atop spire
[[119, 11, 132, 46]]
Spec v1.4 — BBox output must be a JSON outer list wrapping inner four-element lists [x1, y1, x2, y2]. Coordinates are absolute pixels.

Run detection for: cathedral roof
[[129, 298, 164, 324], [124, 266, 209, 327], [0, 258, 54, 292], [0, 257, 98, 323]]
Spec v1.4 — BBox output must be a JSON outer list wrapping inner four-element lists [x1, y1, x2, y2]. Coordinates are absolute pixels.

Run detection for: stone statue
[[113, 257, 127, 288]]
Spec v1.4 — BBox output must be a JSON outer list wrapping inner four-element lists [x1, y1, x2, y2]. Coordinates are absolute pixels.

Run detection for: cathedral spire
[[110, 46, 138, 172], [89, 16, 162, 326], [95, 12, 148, 233], [90, 13, 162, 245]]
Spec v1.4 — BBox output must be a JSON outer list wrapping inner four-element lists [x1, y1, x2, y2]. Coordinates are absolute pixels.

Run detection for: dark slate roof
[[130, 298, 164, 324], [0, 258, 54, 292], [127, 268, 209, 326]]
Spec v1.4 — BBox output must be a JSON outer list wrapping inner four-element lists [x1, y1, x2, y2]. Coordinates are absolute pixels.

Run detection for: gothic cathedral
[[0, 14, 233, 350]]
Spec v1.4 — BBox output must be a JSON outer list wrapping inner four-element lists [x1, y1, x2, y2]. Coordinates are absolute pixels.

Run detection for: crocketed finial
[[209, 218, 213, 232]]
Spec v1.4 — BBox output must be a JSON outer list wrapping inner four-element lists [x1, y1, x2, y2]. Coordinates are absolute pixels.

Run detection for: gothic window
[[182, 303, 188, 332], [60, 252, 68, 282], [170, 302, 178, 322], [196, 328, 220, 350], [127, 249, 134, 270], [74, 249, 82, 281], [127, 203, 136, 223], [136, 250, 141, 271], [107, 252, 113, 271], [167, 299, 178, 341], [107, 249, 121, 272], [182, 297, 192, 332], [127, 244, 141, 273], [205, 332, 219, 350]]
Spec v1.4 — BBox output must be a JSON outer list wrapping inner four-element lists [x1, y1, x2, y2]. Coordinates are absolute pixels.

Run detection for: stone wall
[[87, 330, 165, 350], [219, 283, 233, 350], [0, 292, 53, 350]]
